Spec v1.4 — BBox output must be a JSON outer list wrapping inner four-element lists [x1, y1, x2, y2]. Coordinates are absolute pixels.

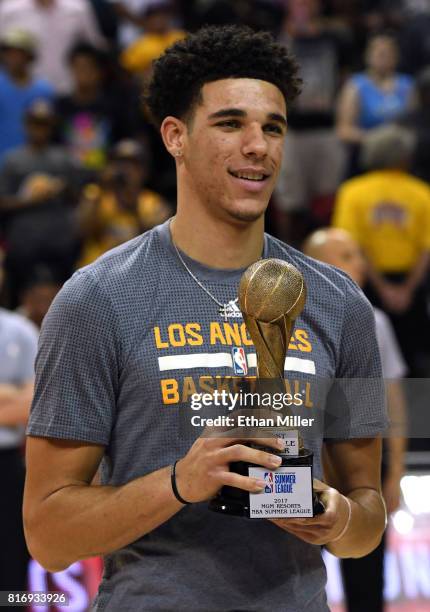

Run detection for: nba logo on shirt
[[232, 347, 248, 375]]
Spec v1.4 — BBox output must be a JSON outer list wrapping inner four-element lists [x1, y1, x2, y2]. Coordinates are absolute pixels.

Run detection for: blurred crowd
[[0, 0, 429, 360], [0, 0, 430, 604], [1, 0, 429, 379]]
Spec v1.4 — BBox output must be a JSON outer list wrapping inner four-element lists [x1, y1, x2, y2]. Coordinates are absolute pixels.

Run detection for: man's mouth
[[228, 170, 269, 182]]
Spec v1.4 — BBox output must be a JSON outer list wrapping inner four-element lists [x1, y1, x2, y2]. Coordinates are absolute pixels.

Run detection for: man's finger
[[219, 470, 266, 493]]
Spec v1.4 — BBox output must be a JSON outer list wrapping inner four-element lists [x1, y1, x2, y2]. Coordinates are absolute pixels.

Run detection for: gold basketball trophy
[[209, 259, 324, 518]]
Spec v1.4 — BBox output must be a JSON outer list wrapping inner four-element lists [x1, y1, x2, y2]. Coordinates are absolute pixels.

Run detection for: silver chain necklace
[[171, 238, 240, 322]]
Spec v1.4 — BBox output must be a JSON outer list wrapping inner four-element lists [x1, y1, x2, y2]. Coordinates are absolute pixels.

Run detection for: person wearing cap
[[78, 139, 171, 265], [0, 29, 53, 167], [0, 98, 80, 307], [0, 0, 105, 94], [332, 124, 430, 376]]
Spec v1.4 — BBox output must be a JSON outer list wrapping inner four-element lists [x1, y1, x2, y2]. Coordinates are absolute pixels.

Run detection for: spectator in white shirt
[[0, 0, 106, 93]]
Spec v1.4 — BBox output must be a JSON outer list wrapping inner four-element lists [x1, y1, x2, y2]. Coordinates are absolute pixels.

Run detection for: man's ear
[[160, 116, 187, 158]]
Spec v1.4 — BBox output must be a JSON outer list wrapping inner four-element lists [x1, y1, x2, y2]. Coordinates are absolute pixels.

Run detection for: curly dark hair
[[145, 25, 301, 128]]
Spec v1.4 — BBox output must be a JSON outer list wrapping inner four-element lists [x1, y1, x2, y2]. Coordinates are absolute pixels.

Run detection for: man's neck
[[367, 69, 394, 86], [170, 208, 265, 271]]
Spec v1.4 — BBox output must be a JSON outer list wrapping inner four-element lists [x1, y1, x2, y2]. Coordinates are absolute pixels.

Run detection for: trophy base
[[208, 449, 324, 519]]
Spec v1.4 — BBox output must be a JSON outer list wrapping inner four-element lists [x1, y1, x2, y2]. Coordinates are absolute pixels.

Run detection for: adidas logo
[[219, 299, 243, 319]]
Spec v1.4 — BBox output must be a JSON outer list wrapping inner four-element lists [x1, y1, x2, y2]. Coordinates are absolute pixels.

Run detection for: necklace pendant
[[219, 304, 228, 322]]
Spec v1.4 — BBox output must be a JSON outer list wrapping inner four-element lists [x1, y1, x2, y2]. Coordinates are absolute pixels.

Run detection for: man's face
[[1, 47, 32, 73], [26, 119, 54, 146], [366, 37, 398, 75], [71, 54, 102, 90], [181, 78, 287, 224]]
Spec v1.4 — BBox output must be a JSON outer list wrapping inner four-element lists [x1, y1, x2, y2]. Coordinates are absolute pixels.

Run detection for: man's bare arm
[[24, 433, 284, 573], [23, 438, 185, 573]]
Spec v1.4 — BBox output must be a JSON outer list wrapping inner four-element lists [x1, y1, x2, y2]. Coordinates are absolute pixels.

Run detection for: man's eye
[[264, 124, 283, 134], [217, 120, 241, 128]]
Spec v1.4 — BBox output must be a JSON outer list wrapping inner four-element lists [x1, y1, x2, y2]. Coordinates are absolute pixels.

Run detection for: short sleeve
[[26, 270, 120, 445], [326, 279, 389, 439]]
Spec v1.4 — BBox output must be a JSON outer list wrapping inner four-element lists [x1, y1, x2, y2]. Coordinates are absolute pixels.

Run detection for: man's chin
[[224, 200, 268, 224]]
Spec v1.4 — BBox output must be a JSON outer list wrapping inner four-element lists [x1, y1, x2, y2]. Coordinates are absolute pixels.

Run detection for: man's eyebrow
[[207, 108, 247, 120], [268, 112, 287, 127], [207, 108, 287, 126]]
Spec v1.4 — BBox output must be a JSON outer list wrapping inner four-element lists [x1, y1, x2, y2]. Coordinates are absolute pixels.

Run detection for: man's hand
[[269, 478, 351, 545], [19, 173, 64, 204], [175, 432, 285, 503]]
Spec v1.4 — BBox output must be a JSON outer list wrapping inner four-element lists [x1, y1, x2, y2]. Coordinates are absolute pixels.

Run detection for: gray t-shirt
[[27, 221, 387, 611]]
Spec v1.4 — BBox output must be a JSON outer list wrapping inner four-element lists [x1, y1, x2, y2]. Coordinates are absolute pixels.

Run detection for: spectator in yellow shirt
[[78, 139, 171, 265], [332, 124, 430, 374], [120, 3, 185, 81]]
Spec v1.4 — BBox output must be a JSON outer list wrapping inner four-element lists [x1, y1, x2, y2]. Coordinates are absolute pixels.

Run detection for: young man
[[24, 26, 388, 611]]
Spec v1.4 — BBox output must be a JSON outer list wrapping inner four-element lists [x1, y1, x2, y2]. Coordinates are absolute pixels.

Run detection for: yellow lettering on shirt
[[154, 326, 169, 349], [223, 323, 242, 345], [168, 323, 186, 347], [182, 377, 197, 402], [240, 323, 253, 346], [186, 323, 203, 346], [199, 376, 215, 393], [295, 329, 312, 353], [288, 335, 298, 350], [161, 379, 179, 404], [154, 323, 313, 350], [210, 323, 226, 345]]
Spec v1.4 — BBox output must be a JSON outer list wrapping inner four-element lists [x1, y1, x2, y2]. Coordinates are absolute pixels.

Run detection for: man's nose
[[241, 124, 268, 158]]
